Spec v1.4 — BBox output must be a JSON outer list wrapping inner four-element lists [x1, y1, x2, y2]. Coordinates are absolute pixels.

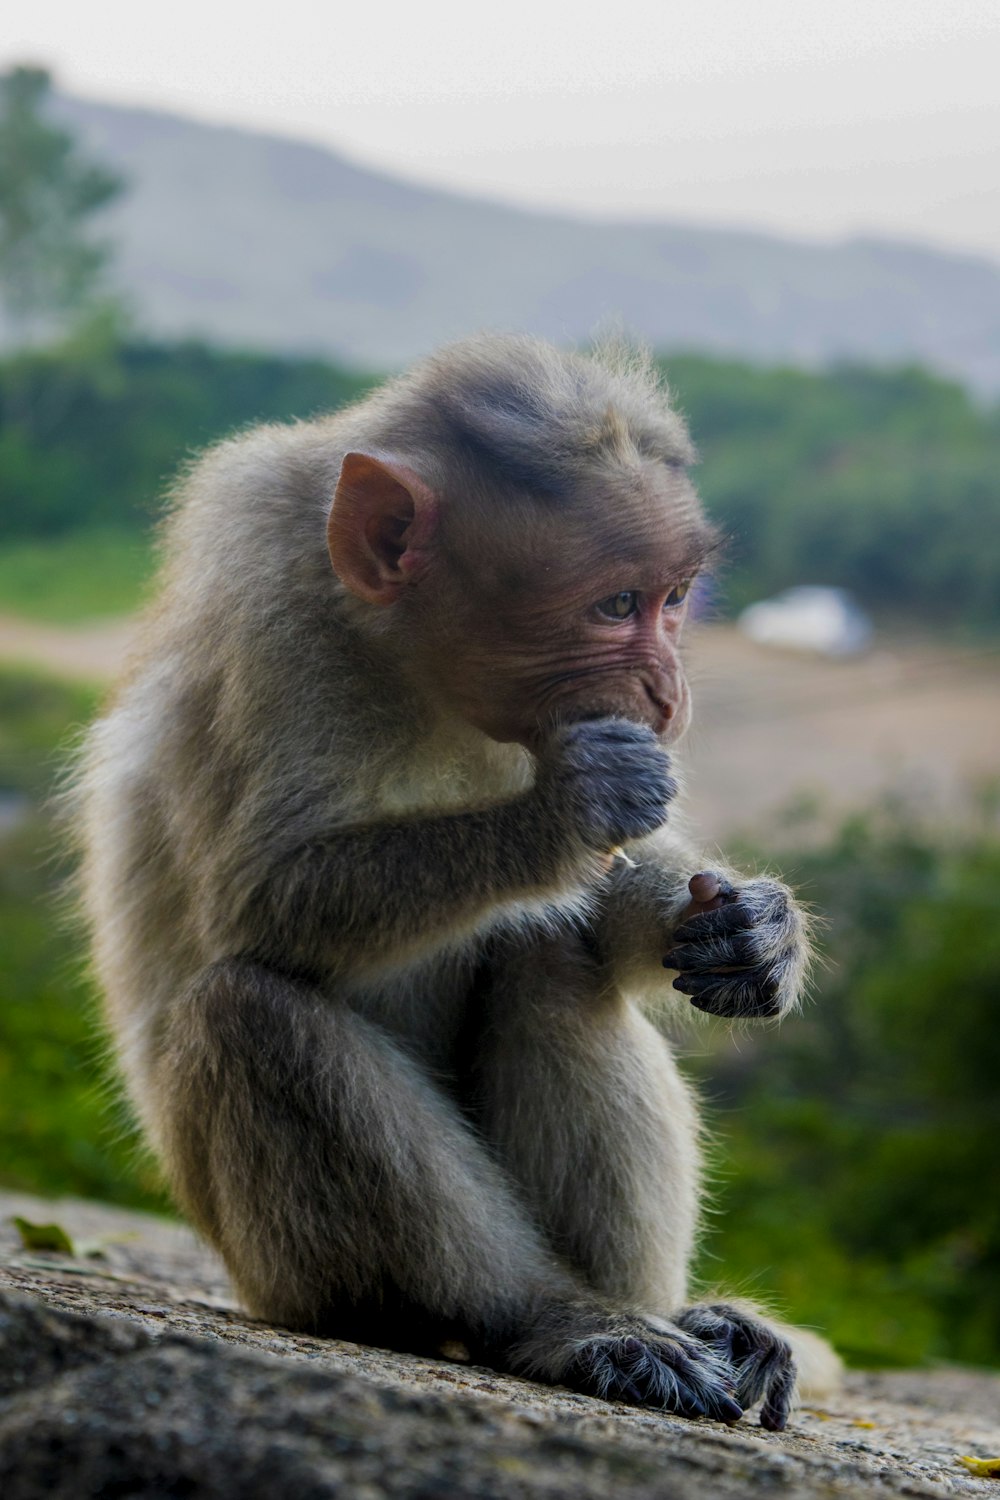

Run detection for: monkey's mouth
[[560, 690, 681, 743], [536, 674, 684, 741]]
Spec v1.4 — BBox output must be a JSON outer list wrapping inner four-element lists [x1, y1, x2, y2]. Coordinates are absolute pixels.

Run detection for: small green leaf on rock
[[11, 1216, 75, 1254]]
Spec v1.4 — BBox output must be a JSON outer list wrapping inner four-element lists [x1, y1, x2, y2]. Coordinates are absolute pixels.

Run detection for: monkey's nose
[[643, 681, 676, 720]]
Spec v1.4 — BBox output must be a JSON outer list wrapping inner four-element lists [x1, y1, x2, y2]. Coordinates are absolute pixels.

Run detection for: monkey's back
[[73, 414, 413, 1132]]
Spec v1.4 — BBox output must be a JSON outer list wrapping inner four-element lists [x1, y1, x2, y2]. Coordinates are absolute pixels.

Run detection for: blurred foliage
[[2, 340, 998, 630], [690, 804, 1000, 1367], [0, 339, 374, 542], [665, 354, 1000, 627], [0, 529, 155, 622], [0, 67, 125, 348], [0, 668, 168, 1210], [0, 665, 98, 796], [1, 663, 998, 1364]]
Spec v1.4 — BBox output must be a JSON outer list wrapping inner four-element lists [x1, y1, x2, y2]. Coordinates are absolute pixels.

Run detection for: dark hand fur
[[665, 877, 808, 1018]]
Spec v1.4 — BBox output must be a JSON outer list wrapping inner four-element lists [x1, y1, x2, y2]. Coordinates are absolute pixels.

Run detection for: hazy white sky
[[4, 0, 1000, 261]]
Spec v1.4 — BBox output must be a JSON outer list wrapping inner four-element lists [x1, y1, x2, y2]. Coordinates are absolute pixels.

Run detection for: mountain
[[54, 93, 1000, 390]]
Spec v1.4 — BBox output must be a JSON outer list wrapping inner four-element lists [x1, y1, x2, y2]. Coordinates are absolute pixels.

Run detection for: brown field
[[2, 612, 997, 845], [684, 624, 1000, 845]]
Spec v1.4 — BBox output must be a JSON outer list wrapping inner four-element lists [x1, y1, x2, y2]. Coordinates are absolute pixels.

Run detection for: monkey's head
[[328, 338, 721, 749]]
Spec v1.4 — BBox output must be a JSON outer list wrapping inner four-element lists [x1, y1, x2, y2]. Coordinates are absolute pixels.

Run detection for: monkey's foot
[[663, 876, 805, 1018], [561, 1322, 744, 1424], [673, 1302, 796, 1431]]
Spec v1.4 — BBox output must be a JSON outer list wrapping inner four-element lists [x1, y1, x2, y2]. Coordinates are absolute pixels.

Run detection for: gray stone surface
[[2, 1190, 999, 1498]]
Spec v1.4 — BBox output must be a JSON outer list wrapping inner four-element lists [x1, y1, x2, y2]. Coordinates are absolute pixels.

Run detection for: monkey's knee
[[153, 960, 561, 1336], [163, 956, 289, 1043], [485, 926, 614, 1020], [153, 960, 388, 1325], [152, 960, 278, 1227]]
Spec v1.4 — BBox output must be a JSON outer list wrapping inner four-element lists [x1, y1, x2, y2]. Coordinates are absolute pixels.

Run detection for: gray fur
[[72, 334, 814, 1428]]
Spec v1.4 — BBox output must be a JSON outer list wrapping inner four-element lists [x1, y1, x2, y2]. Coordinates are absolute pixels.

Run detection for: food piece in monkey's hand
[[663, 873, 806, 1019], [680, 870, 736, 919]]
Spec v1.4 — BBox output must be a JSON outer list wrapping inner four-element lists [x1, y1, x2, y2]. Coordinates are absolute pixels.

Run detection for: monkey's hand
[[673, 1303, 797, 1431], [662, 873, 808, 1018], [535, 718, 676, 856]]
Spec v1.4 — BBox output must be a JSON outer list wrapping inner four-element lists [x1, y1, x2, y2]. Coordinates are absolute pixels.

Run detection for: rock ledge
[[2, 1190, 998, 1498]]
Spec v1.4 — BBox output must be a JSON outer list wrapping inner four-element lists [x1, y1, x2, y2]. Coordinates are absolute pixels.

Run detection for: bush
[[0, 667, 167, 1210], [692, 808, 1000, 1366], [664, 354, 1000, 627]]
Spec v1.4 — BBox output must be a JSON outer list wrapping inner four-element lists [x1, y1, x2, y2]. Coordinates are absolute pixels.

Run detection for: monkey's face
[[407, 467, 717, 750]]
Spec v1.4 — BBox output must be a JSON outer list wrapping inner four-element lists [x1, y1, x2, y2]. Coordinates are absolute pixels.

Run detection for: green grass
[[0, 664, 169, 1211], [0, 818, 168, 1211], [0, 665, 102, 795], [0, 528, 154, 623]]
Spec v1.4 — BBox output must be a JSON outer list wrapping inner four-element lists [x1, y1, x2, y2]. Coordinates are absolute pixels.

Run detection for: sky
[[4, 0, 1000, 263]]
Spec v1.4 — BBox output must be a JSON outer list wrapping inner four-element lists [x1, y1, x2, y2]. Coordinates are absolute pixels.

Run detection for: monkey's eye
[[597, 591, 639, 620], [664, 580, 692, 608]]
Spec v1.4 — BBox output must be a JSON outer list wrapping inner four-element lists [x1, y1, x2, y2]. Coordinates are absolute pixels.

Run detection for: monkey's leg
[[473, 932, 797, 1429], [472, 930, 700, 1315], [154, 958, 573, 1341], [153, 959, 741, 1421]]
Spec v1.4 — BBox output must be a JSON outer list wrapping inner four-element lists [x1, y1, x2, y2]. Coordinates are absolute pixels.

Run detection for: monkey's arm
[[595, 829, 811, 1019], [219, 719, 672, 978]]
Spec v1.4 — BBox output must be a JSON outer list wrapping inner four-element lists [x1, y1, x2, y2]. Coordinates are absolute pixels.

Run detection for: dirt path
[[2, 612, 997, 843], [0, 612, 137, 683], [684, 625, 1000, 842]]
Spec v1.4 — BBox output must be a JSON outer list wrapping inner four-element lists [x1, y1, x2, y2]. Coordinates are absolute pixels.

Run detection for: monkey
[[73, 334, 829, 1432]]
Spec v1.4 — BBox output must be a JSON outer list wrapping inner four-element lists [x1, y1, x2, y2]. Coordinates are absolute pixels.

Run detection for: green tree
[[0, 66, 124, 348]]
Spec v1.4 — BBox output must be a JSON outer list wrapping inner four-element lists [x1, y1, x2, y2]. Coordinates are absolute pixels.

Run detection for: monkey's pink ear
[[328, 453, 439, 606]]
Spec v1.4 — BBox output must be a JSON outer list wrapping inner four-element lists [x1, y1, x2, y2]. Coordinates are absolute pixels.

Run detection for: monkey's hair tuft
[[375, 333, 696, 503]]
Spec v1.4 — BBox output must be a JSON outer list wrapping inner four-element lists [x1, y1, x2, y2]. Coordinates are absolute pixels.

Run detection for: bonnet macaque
[[76, 335, 825, 1429]]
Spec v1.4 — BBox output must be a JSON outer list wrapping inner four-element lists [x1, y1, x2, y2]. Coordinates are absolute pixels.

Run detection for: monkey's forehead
[[443, 473, 719, 596]]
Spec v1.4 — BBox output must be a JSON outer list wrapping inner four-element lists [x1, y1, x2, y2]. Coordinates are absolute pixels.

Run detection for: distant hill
[[52, 94, 1000, 391]]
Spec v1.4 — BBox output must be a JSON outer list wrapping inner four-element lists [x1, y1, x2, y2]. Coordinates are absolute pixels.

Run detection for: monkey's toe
[[674, 1303, 797, 1431], [564, 1331, 744, 1424]]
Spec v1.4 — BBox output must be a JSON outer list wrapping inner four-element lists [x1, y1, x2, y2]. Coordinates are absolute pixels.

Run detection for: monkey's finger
[[731, 1337, 796, 1430], [688, 871, 735, 904], [568, 1335, 743, 1423], [655, 1348, 744, 1425], [663, 929, 770, 972], [672, 902, 757, 944], [760, 1361, 797, 1432], [676, 1304, 795, 1430], [673, 883, 790, 945], [670, 970, 765, 997], [561, 716, 662, 747], [672, 968, 782, 1018], [675, 894, 725, 925]]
